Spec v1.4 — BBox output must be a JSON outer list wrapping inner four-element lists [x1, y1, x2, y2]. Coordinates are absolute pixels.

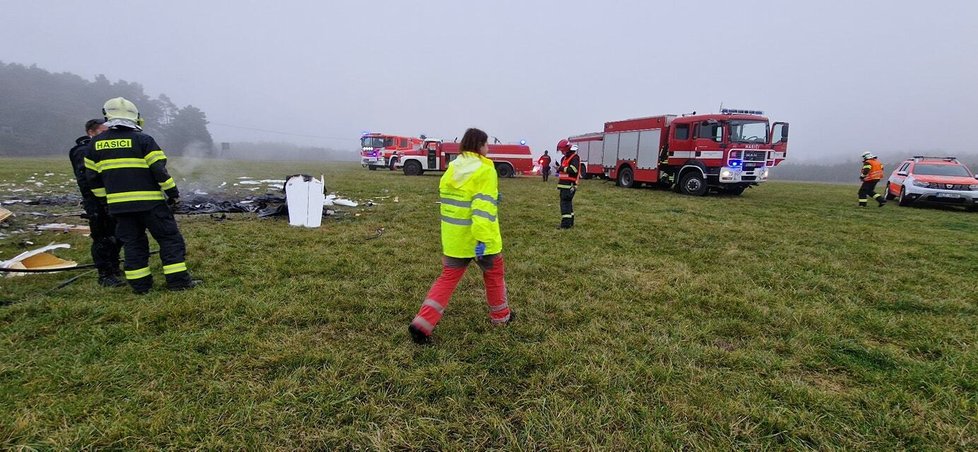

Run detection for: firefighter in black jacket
[[85, 97, 194, 294], [556, 139, 580, 229], [69, 118, 125, 287]]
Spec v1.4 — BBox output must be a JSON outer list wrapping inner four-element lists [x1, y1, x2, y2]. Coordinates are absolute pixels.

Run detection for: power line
[[207, 121, 356, 142]]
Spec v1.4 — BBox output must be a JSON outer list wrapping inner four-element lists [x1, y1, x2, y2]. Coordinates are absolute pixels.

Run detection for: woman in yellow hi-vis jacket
[[409, 128, 514, 344]]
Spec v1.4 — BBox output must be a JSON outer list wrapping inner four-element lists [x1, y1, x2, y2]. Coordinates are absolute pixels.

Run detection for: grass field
[[1, 156, 977, 449]]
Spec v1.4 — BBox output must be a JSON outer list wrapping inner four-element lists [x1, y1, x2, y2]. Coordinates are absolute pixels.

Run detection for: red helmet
[[556, 139, 571, 152]]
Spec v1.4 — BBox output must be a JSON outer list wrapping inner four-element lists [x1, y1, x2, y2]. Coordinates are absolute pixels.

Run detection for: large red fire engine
[[360, 133, 423, 170], [397, 139, 534, 177], [568, 132, 604, 179], [574, 109, 789, 195]]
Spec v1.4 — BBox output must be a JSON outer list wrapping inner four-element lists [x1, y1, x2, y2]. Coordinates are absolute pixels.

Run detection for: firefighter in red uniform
[[537, 150, 552, 182], [85, 97, 195, 294], [858, 151, 886, 207], [556, 139, 580, 228]]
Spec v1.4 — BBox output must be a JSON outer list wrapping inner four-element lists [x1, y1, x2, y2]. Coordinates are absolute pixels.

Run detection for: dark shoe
[[504, 309, 516, 325], [98, 274, 126, 288], [877, 199, 887, 207], [133, 287, 151, 295], [408, 324, 431, 345], [168, 280, 199, 292]]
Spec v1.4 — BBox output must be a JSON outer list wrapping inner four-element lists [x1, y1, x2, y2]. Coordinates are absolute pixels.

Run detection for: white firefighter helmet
[[102, 97, 140, 122], [861, 151, 876, 160]]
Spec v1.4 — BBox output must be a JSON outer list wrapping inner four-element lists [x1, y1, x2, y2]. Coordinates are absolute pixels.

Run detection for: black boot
[[408, 324, 431, 345], [97, 270, 126, 288]]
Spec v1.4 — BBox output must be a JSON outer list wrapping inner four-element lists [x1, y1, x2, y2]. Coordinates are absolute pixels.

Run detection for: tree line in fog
[[0, 61, 214, 156]]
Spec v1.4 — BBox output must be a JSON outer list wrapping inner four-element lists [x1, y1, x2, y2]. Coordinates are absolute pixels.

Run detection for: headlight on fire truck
[[911, 180, 931, 188], [758, 167, 769, 179], [969, 184, 978, 190], [720, 169, 734, 179]]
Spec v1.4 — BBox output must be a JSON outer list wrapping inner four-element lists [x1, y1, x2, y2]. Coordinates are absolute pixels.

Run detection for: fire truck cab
[[398, 139, 534, 177], [360, 133, 422, 170], [602, 109, 789, 195]]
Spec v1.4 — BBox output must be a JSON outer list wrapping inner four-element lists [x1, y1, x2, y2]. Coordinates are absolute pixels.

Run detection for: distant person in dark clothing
[[69, 118, 125, 287], [538, 150, 552, 182]]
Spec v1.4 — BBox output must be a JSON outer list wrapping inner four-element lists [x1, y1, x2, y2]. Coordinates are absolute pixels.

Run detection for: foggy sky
[[2, 0, 976, 162]]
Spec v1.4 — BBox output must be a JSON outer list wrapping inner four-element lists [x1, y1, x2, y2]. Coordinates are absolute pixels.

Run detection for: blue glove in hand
[[475, 241, 486, 258]]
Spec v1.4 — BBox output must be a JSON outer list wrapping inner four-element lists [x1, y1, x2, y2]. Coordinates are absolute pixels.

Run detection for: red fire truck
[[591, 109, 788, 195], [568, 132, 605, 179], [398, 139, 534, 177], [360, 133, 423, 170]]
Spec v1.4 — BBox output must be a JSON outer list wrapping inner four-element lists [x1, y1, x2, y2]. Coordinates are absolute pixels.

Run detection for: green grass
[[1, 156, 977, 449]]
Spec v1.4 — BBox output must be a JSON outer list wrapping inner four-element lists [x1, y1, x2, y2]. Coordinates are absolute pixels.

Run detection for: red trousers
[[411, 254, 511, 335]]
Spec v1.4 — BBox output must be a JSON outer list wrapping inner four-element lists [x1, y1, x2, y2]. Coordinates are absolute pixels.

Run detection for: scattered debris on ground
[[0, 172, 382, 238], [36, 223, 91, 235], [1, 243, 77, 277]]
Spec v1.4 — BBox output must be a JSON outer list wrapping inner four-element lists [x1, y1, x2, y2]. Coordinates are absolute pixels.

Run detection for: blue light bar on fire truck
[[721, 108, 764, 115]]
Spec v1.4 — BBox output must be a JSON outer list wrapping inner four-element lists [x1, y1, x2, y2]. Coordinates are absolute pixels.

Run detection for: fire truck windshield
[[361, 137, 393, 148], [728, 121, 769, 144]]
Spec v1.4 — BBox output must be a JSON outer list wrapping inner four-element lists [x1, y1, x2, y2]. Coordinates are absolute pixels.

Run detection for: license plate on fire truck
[[937, 193, 961, 198]]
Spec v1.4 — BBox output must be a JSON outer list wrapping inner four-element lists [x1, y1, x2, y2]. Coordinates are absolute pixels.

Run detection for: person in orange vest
[[556, 139, 580, 228], [858, 151, 887, 207], [537, 150, 552, 182], [408, 127, 514, 344]]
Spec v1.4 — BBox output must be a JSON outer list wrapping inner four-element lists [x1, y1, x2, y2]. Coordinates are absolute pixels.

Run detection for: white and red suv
[[886, 156, 978, 211]]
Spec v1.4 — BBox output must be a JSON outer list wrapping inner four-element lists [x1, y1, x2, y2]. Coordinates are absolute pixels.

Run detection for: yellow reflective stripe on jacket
[[106, 190, 166, 204], [125, 267, 151, 280], [84, 158, 99, 172], [91, 187, 107, 198], [159, 177, 176, 190], [145, 150, 167, 166], [99, 158, 149, 171], [162, 262, 187, 274]]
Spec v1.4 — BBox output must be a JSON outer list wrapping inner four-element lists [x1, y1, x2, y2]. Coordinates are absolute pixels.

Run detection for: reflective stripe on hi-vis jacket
[[863, 159, 884, 181], [85, 128, 177, 214], [438, 153, 503, 258]]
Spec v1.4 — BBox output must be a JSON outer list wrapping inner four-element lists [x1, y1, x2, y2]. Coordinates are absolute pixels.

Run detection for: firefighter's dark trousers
[[559, 185, 576, 228], [858, 180, 883, 206], [83, 201, 122, 277], [114, 204, 191, 293], [542, 166, 551, 182]]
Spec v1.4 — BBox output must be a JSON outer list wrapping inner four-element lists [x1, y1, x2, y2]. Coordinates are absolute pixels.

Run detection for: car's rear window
[[913, 164, 972, 177]]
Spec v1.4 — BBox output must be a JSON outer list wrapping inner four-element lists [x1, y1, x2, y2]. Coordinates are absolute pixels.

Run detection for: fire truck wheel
[[403, 161, 423, 176], [495, 163, 515, 178], [679, 171, 707, 196], [616, 166, 635, 188]]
